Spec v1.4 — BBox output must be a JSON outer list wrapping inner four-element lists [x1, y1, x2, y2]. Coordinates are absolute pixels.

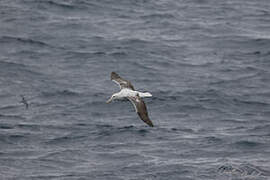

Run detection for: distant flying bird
[[106, 72, 154, 127], [20, 95, 29, 109]]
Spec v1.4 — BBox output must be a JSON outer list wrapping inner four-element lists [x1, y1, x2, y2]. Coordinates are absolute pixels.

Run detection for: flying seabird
[[20, 95, 29, 109], [106, 72, 154, 127]]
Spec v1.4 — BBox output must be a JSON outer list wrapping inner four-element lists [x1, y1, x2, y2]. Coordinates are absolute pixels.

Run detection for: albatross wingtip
[[111, 72, 121, 80], [148, 122, 154, 127]]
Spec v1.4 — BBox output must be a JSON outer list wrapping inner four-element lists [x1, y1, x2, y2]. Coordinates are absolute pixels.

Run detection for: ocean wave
[[204, 136, 223, 144], [0, 114, 25, 120], [220, 119, 246, 124], [45, 133, 87, 145], [123, 61, 158, 72], [0, 104, 21, 110], [33, 0, 76, 9], [140, 13, 175, 19], [16, 124, 41, 131], [32, 0, 107, 12], [108, 51, 128, 57], [121, 38, 154, 46], [0, 35, 50, 47], [210, 73, 260, 85], [0, 124, 14, 130], [232, 140, 263, 149], [65, 50, 103, 57], [170, 127, 194, 133], [0, 61, 27, 68], [41, 90, 80, 98], [0, 133, 27, 144], [0, 61, 46, 79], [38, 149, 84, 161], [92, 51, 107, 56], [247, 124, 270, 133], [23, 174, 76, 180], [92, 124, 151, 138], [232, 98, 270, 107]]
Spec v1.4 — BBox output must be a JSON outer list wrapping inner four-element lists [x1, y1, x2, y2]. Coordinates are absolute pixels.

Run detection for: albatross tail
[[139, 92, 152, 97]]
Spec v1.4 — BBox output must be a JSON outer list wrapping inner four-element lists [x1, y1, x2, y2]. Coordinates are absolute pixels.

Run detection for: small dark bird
[[20, 95, 29, 109]]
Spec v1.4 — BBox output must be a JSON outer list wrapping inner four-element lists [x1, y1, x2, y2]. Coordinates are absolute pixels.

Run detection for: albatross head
[[106, 93, 119, 103]]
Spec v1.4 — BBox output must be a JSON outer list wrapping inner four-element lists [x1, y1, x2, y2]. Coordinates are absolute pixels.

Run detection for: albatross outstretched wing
[[128, 95, 154, 127], [111, 72, 135, 90]]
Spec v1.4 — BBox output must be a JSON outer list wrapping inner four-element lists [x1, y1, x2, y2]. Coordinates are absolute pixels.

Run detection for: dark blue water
[[1, 0, 270, 179]]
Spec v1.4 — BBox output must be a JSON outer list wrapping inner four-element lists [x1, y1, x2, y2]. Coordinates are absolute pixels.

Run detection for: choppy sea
[[0, 0, 270, 179]]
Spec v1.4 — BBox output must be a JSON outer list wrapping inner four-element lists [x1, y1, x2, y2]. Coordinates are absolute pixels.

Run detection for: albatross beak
[[106, 97, 113, 104]]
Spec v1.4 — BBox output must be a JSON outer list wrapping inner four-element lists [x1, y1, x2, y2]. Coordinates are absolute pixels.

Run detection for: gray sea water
[[1, 0, 270, 179]]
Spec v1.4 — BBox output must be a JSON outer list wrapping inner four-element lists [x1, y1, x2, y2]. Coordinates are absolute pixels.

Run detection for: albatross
[[106, 72, 154, 127]]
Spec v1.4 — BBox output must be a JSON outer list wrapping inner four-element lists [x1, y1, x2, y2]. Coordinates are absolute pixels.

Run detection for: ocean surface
[[0, 0, 270, 179]]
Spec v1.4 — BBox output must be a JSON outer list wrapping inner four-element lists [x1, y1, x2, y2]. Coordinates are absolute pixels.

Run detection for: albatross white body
[[113, 88, 152, 99]]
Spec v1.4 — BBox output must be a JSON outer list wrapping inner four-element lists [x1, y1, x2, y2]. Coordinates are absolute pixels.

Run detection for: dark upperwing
[[128, 95, 154, 127], [111, 72, 135, 90]]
